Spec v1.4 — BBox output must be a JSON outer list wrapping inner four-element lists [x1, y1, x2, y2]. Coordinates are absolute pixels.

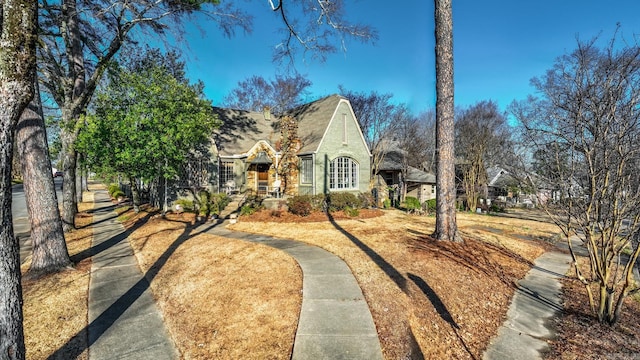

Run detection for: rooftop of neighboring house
[[212, 94, 347, 157]]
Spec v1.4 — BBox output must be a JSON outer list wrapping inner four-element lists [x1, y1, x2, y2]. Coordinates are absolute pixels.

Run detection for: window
[[329, 157, 358, 190], [220, 161, 234, 185], [300, 157, 313, 184]]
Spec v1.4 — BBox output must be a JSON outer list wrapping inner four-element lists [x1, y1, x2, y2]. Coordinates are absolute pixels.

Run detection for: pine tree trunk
[[17, 82, 71, 275], [433, 0, 462, 242], [0, 0, 38, 356]]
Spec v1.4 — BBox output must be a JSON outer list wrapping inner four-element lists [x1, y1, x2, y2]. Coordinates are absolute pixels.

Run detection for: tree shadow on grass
[[408, 272, 477, 360], [326, 212, 425, 359], [49, 208, 223, 359], [327, 211, 407, 291]]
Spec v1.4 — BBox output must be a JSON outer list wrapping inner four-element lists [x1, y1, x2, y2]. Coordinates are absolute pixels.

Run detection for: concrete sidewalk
[[205, 224, 384, 360], [88, 190, 178, 359], [483, 251, 571, 360]]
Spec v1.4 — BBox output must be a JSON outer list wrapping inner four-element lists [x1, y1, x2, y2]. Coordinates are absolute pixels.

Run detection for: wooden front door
[[257, 164, 269, 195]]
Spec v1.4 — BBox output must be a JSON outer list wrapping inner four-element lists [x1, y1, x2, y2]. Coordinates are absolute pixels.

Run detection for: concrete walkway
[[483, 251, 571, 360], [204, 224, 384, 360], [88, 190, 178, 359]]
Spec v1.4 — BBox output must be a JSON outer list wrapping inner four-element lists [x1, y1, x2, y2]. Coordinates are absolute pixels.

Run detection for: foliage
[[210, 192, 231, 215], [512, 35, 640, 325], [343, 206, 360, 217], [403, 196, 422, 212], [382, 199, 392, 209], [287, 196, 313, 217], [327, 192, 362, 212], [240, 195, 263, 216], [107, 184, 121, 198], [223, 74, 312, 114], [174, 198, 195, 212], [78, 49, 219, 188], [489, 203, 505, 213], [358, 192, 374, 209], [424, 199, 437, 213]]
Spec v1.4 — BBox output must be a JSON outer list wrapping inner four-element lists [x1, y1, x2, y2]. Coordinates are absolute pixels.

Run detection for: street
[[13, 177, 63, 264]]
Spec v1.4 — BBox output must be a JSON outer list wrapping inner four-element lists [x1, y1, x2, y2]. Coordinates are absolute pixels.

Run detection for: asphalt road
[[13, 177, 63, 264]]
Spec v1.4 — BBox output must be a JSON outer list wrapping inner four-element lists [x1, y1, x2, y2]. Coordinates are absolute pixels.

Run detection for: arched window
[[329, 157, 358, 190]]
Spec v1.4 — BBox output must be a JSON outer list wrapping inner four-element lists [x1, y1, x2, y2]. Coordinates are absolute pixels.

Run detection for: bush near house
[[423, 199, 437, 213], [287, 196, 313, 217], [327, 192, 362, 212], [241, 195, 263, 216], [403, 196, 422, 213]]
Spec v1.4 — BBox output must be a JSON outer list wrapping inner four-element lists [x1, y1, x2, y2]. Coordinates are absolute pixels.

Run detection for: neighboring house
[[209, 94, 372, 197], [375, 143, 436, 205]]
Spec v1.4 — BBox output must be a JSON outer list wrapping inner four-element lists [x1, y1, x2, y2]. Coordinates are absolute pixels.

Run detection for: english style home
[[208, 94, 372, 197]]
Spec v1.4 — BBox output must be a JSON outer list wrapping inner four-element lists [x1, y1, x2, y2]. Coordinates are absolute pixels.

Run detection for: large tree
[[513, 37, 640, 325], [455, 100, 510, 211], [38, 0, 250, 231], [0, 0, 38, 357], [18, 81, 70, 275], [433, 0, 461, 242], [223, 74, 312, 114], [78, 49, 219, 213]]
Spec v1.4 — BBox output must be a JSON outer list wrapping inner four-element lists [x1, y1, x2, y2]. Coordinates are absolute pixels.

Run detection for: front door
[[257, 164, 269, 195]]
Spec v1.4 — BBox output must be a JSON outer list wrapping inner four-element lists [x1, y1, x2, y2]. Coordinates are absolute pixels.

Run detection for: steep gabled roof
[[213, 94, 346, 157], [212, 107, 278, 157], [284, 94, 344, 154]]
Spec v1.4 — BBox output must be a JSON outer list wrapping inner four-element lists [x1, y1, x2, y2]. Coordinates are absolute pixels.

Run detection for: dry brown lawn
[[121, 209, 302, 359], [22, 191, 95, 360], [21, 188, 640, 359], [231, 209, 557, 359]]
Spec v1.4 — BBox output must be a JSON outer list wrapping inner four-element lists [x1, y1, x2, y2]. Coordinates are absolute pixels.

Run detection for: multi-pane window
[[300, 157, 313, 184], [220, 161, 234, 185], [329, 157, 358, 190]]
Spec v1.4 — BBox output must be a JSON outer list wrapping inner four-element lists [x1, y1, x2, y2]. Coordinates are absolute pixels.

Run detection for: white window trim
[[329, 157, 359, 190]]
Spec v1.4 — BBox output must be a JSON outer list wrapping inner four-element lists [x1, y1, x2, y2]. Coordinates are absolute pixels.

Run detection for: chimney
[[263, 106, 271, 120]]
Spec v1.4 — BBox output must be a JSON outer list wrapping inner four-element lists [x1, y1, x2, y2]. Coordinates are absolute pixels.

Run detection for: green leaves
[[79, 49, 220, 182]]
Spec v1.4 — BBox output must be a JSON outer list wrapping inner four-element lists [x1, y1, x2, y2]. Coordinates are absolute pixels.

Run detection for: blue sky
[[178, 0, 640, 114]]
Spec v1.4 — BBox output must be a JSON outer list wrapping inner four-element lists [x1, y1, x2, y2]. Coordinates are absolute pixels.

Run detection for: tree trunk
[[433, 0, 462, 242], [60, 129, 78, 232], [130, 177, 141, 213], [17, 82, 71, 275], [0, 0, 38, 356]]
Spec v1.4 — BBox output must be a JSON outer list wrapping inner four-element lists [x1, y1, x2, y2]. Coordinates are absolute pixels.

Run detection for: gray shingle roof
[[213, 94, 344, 157]]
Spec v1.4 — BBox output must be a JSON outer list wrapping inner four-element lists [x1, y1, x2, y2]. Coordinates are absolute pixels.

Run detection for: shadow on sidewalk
[[69, 213, 152, 264], [50, 211, 223, 359]]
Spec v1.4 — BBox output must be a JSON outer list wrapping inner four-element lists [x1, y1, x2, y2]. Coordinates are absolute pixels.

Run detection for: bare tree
[[0, 0, 38, 356], [268, 0, 377, 63], [433, 0, 461, 242], [223, 73, 312, 114], [455, 100, 510, 211], [514, 36, 640, 325], [338, 87, 396, 179]]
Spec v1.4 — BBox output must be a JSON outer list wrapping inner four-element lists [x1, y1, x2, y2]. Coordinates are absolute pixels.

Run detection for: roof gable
[[213, 94, 370, 157]]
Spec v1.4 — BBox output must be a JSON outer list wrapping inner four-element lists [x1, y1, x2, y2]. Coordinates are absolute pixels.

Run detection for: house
[[375, 142, 436, 205], [209, 94, 372, 197]]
